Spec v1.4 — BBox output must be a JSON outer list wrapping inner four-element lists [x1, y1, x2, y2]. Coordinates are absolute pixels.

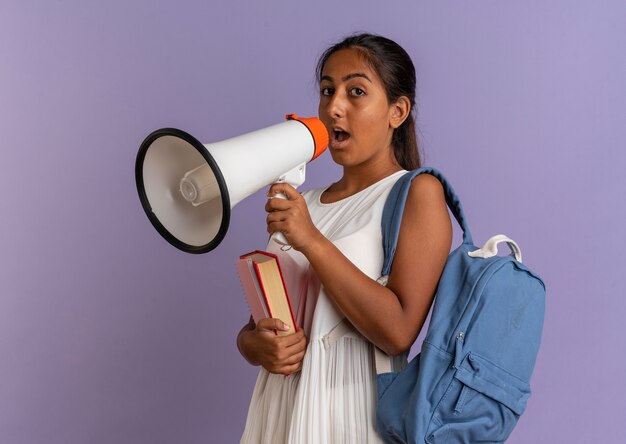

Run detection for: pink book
[[235, 251, 297, 335]]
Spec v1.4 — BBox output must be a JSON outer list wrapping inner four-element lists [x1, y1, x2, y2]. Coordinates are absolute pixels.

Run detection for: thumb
[[256, 317, 291, 332]]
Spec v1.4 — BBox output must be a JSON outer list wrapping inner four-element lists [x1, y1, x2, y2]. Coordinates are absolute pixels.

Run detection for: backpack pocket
[[426, 353, 531, 443]]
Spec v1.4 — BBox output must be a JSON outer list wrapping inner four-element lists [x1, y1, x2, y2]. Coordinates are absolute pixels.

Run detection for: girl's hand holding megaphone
[[265, 183, 325, 254]]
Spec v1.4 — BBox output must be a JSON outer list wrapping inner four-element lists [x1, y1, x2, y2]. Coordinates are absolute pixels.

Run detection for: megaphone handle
[[270, 192, 291, 248], [271, 231, 290, 247], [270, 163, 306, 250]]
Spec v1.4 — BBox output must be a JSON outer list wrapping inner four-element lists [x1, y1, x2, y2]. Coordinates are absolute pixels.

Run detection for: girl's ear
[[389, 96, 411, 129]]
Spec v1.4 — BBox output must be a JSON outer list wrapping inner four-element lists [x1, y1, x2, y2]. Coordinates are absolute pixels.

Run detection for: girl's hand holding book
[[238, 317, 307, 376]]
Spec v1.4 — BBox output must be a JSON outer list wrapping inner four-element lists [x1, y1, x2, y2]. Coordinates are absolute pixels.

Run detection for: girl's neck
[[322, 161, 403, 203]]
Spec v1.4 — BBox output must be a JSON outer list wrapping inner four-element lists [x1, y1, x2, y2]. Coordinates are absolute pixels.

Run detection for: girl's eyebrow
[[320, 72, 373, 83]]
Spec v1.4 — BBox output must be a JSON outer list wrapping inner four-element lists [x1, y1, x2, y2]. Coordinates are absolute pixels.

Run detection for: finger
[[270, 344, 305, 367], [266, 208, 299, 234], [269, 330, 303, 351], [267, 219, 297, 239], [271, 361, 303, 376], [268, 183, 299, 201], [278, 330, 306, 348], [256, 317, 291, 333], [266, 211, 284, 225], [281, 348, 306, 366], [286, 340, 307, 356], [282, 329, 306, 345], [265, 198, 292, 214], [281, 361, 304, 375]]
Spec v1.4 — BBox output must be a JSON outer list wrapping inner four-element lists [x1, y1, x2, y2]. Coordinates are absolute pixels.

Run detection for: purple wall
[[1, 1, 624, 442]]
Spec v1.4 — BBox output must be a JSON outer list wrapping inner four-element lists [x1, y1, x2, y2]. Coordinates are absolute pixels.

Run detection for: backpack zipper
[[454, 331, 465, 369]]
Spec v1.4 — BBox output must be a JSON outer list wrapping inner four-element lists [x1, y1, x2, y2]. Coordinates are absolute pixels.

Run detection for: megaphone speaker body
[[136, 115, 328, 254]]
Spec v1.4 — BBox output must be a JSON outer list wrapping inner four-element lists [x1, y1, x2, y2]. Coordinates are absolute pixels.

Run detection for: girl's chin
[[329, 149, 357, 167]]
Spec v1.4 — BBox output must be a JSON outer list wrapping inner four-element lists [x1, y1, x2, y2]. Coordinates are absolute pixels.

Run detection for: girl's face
[[318, 48, 400, 169]]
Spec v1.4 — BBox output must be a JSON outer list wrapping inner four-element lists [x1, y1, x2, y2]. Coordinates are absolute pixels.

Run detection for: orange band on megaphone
[[286, 114, 329, 160]]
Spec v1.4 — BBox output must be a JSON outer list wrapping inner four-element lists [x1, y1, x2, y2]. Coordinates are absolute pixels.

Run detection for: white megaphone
[[135, 114, 329, 253]]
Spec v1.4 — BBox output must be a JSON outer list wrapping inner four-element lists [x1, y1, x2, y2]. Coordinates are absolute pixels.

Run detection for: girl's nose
[[326, 93, 345, 119]]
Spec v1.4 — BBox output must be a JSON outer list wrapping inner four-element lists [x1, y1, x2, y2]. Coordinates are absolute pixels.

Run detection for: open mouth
[[332, 129, 351, 144]]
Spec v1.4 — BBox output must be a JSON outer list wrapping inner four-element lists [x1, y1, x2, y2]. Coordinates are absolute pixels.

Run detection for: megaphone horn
[[135, 114, 329, 254]]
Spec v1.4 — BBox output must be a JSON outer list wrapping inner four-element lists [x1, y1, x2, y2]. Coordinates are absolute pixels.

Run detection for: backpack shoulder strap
[[375, 167, 473, 374], [380, 167, 473, 277]]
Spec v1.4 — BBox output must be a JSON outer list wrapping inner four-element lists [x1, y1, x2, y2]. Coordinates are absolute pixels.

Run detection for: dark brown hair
[[316, 33, 421, 170]]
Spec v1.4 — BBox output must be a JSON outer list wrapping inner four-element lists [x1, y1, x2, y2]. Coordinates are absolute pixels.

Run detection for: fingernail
[[282, 322, 290, 331]]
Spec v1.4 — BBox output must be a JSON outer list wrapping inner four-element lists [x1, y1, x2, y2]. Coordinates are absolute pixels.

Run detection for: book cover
[[235, 256, 269, 322], [235, 251, 297, 336]]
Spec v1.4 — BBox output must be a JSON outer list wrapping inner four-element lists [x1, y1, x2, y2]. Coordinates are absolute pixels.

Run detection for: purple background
[[1, 1, 624, 443]]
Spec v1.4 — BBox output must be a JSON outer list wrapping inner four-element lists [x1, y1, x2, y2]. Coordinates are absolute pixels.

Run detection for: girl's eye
[[321, 87, 334, 96], [350, 87, 366, 96]]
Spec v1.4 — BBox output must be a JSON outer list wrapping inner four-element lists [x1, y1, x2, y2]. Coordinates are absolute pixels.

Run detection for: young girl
[[237, 33, 452, 443]]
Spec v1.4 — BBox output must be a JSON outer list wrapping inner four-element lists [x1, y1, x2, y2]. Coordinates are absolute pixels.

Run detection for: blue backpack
[[375, 168, 546, 443]]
